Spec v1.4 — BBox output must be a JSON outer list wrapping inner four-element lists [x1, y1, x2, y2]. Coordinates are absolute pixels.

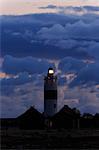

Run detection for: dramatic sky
[[0, 0, 99, 117]]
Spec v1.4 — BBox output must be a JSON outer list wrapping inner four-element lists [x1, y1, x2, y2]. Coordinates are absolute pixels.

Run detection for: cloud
[[39, 5, 99, 14], [60, 6, 99, 14], [58, 57, 86, 74], [80, 104, 99, 114], [64, 86, 99, 114], [37, 20, 99, 41], [1, 82, 44, 117], [1, 13, 99, 60], [70, 62, 99, 87], [37, 19, 99, 60], [58, 76, 67, 86], [87, 42, 99, 60], [1, 72, 37, 86], [2, 55, 55, 75], [37, 24, 65, 40], [83, 6, 99, 12], [39, 5, 57, 9]]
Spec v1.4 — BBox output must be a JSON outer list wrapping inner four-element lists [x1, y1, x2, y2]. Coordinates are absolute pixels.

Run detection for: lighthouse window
[[54, 104, 56, 108]]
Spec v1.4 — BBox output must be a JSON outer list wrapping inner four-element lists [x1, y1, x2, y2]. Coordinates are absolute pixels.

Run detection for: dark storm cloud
[[70, 62, 99, 87], [58, 57, 86, 74], [37, 19, 99, 60], [1, 13, 99, 59], [87, 42, 99, 60], [0, 13, 79, 26], [83, 6, 99, 12], [37, 20, 99, 41], [2, 55, 55, 75], [58, 57, 99, 87]]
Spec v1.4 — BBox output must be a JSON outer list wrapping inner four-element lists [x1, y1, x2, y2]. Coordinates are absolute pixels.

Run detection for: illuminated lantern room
[[48, 67, 54, 76]]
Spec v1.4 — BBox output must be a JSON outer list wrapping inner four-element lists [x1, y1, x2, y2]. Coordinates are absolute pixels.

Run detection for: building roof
[[52, 105, 80, 119], [17, 106, 44, 120]]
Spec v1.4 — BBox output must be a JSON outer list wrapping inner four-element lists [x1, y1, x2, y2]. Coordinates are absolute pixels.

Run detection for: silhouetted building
[[44, 68, 57, 117], [51, 105, 80, 129], [1, 105, 99, 129], [17, 106, 44, 129]]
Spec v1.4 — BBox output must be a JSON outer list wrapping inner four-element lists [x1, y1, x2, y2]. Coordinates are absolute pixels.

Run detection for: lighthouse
[[44, 67, 57, 117]]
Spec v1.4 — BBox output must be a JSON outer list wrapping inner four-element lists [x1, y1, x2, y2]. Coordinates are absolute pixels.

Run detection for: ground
[[1, 128, 99, 149]]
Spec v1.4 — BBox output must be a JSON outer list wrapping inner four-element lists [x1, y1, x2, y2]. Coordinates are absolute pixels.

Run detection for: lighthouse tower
[[44, 68, 57, 117]]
